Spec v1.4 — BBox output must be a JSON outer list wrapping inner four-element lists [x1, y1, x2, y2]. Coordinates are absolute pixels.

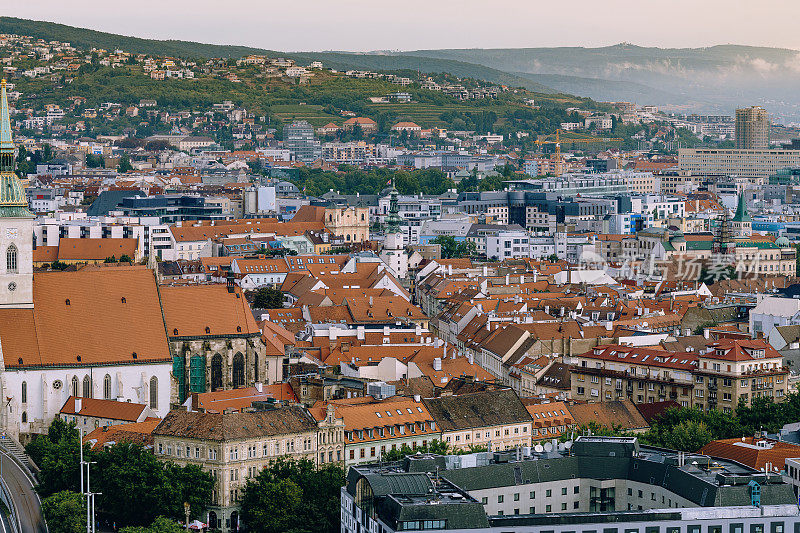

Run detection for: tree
[[103, 256, 117, 263], [240, 459, 344, 533], [431, 236, 476, 259], [119, 516, 184, 533], [118, 153, 133, 173], [85, 153, 105, 168], [26, 419, 86, 497], [251, 287, 284, 309], [42, 491, 86, 533], [119, 254, 133, 264], [92, 443, 213, 527]]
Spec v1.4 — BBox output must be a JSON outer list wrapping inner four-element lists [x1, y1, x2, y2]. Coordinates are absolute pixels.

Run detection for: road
[[0, 451, 47, 533]]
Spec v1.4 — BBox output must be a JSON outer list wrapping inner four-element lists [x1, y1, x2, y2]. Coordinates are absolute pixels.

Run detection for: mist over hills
[[4, 17, 800, 121]]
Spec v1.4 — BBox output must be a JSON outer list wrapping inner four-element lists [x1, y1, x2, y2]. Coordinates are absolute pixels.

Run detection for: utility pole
[[79, 428, 99, 533]]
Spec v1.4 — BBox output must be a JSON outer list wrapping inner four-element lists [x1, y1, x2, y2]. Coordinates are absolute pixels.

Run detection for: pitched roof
[[84, 418, 161, 449], [189, 384, 298, 412], [60, 396, 147, 422], [700, 437, 800, 471], [423, 389, 532, 432], [567, 399, 649, 431], [152, 406, 317, 441], [56, 238, 137, 261], [0, 268, 171, 368], [160, 284, 259, 337]]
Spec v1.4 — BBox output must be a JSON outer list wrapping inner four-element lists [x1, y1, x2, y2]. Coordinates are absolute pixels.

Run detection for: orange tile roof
[[60, 396, 147, 422], [700, 437, 800, 471], [56, 238, 138, 261], [160, 284, 259, 337], [0, 268, 171, 368], [190, 384, 298, 413], [83, 418, 161, 449], [33, 246, 58, 262]]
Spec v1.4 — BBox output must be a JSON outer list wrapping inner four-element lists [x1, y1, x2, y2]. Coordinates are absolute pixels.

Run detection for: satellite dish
[[544, 442, 554, 452], [534, 444, 544, 453], [563, 441, 573, 450]]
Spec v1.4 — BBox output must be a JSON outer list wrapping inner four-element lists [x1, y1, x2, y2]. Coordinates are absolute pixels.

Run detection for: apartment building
[[331, 396, 440, 466], [736, 106, 770, 150], [678, 148, 800, 182], [423, 389, 533, 451], [565, 345, 697, 406], [693, 339, 788, 412], [152, 406, 339, 533]]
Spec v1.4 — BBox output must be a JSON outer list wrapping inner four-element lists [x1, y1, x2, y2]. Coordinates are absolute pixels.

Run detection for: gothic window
[[103, 374, 111, 400], [253, 353, 258, 384], [149, 376, 158, 410], [233, 353, 245, 389], [211, 354, 223, 391], [21, 412, 26, 423], [6, 244, 17, 274], [21, 381, 26, 404], [71, 376, 79, 397], [82, 376, 91, 398]]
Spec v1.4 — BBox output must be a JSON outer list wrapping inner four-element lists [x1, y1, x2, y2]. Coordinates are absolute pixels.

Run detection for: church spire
[[0, 79, 32, 218]]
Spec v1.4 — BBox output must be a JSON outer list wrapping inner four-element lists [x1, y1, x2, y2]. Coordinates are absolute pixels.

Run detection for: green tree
[[104, 255, 117, 263], [118, 153, 133, 173], [25, 419, 86, 497], [251, 287, 284, 309], [119, 254, 133, 264], [119, 516, 184, 533], [85, 153, 105, 168], [431, 236, 476, 259], [92, 443, 214, 527], [41, 491, 86, 533], [240, 459, 344, 533]]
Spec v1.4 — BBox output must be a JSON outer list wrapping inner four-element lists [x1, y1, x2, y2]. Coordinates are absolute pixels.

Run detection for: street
[[0, 451, 47, 533]]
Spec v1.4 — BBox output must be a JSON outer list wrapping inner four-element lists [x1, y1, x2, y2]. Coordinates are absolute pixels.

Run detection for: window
[[530, 491, 535, 499], [82, 376, 91, 398], [149, 376, 158, 410], [498, 495, 504, 503], [21, 381, 26, 404], [546, 489, 552, 497], [545, 504, 551, 513], [481, 497, 487, 505], [561, 503, 567, 510], [513, 493, 519, 501], [562, 487, 568, 495], [103, 374, 112, 400], [6, 244, 17, 274]]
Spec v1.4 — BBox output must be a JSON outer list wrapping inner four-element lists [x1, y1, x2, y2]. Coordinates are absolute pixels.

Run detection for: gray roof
[[423, 389, 532, 432]]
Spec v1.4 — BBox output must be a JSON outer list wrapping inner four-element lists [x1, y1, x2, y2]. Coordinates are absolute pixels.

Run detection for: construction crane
[[534, 129, 623, 176]]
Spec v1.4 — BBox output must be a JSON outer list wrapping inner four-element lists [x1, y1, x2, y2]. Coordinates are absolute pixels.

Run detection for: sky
[[5, 0, 800, 52]]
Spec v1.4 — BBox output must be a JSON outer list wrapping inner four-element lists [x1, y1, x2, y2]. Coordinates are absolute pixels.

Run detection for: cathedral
[[0, 81, 278, 442]]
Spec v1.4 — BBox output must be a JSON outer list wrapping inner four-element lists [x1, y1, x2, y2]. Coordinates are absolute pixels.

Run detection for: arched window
[[82, 376, 91, 398], [71, 376, 79, 397], [21, 412, 27, 423], [149, 376, 158, 410], [103, 374, 112, 400], [233, 353, 245, 389], [211, 354, 223, 391], [21, 381, 27, 404], [6, 244, 17, 274]]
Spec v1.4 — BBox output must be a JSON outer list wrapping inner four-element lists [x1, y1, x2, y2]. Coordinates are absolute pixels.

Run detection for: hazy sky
[[5, 0, 800, 52]]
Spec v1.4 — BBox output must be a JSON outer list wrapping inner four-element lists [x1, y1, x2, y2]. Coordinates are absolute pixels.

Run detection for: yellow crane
[[534, 129, 623, 176]]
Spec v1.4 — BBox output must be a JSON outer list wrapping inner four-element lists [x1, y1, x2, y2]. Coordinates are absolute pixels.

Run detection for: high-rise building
[[735, 106, 769, 149], [283, 120, 320, 162]]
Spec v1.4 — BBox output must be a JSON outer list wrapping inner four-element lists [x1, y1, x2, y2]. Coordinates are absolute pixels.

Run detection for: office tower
[[283, 120, 320, 162]]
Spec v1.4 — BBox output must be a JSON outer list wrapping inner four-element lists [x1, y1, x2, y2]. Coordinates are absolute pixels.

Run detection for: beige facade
[[736, 106, 769, 150], [152, 407, 343, 533], [325, 206, 369, 243], [678, 148, 800, 181]]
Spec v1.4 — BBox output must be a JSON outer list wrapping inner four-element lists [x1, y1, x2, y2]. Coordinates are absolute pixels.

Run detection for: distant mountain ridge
[[4, 17, 800, 120]]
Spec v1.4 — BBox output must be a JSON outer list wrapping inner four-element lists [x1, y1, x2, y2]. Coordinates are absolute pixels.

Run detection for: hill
[[0, 17, 555, 94]]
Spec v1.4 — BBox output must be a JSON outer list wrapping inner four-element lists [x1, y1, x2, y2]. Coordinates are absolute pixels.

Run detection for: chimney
[[448, 264, 453, 276], [369, 296, 373, 306], [255, 382, 263, 393], [74, 397, 82, 413], [605, 322, 613, 331], [433, 357, 442, 371], [482, 266, 488, 277], [703, 328, 710, 339], [505, 274, 510, 285], [413, 394, 421, 402]]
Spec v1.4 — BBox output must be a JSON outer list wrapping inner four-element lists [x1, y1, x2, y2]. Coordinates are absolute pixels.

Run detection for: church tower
[[731, 192, 752, 239], [0, 79, 34, 308], [380, 180, 408, 278]]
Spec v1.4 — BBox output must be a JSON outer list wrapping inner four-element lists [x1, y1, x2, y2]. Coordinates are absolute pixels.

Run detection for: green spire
[[732, 193, 751, 223], [0, 79, 32, 218], [385, 178, 402, 233]]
